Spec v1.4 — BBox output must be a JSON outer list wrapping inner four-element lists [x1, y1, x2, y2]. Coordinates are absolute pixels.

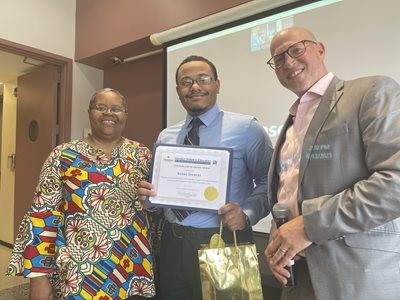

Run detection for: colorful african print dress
[[7, 138, 156, 299]]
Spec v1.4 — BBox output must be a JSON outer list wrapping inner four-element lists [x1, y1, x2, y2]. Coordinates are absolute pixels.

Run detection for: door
[[14, 65, 59, 236]]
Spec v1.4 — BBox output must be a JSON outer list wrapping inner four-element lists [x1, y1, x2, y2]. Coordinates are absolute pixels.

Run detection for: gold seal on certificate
[[204, 186, 218, 201], [148, 144, 233, 212]]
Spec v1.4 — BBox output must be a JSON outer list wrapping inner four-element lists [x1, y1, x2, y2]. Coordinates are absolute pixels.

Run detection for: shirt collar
[[289, 72, 335, 116], [307, 72, 335, 98], [185, 104, 220, 128]]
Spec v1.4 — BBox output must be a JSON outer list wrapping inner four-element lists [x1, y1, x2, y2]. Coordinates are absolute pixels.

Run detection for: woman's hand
[[30, 276, 53, 300], [138, 180, 156, 204]]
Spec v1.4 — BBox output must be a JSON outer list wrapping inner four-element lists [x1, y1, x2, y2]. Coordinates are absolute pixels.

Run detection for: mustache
[[187, 91, 208, 97]]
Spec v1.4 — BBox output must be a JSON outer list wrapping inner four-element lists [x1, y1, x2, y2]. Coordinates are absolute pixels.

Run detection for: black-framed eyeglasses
[[178, 75, 215, 88], [267, 40, 317, 70], [90, 104, 127, 114]]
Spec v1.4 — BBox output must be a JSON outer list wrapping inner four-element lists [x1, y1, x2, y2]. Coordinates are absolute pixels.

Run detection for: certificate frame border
[[147, 143, 233, 212]]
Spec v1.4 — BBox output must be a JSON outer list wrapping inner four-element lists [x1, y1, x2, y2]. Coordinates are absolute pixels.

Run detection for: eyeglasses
[[267, 40, 317, 70], [178, 75, 215, 88], [90, 104, 127, 114]]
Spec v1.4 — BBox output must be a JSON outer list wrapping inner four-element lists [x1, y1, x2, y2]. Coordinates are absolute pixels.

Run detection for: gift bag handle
[[217, 220, 237, 248]]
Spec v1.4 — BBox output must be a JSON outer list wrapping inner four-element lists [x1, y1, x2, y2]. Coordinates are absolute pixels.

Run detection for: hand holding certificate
[[148, 144, 233, 212]]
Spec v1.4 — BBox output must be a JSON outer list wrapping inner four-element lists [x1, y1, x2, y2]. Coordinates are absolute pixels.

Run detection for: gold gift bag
[[198, 222, 263, 300]]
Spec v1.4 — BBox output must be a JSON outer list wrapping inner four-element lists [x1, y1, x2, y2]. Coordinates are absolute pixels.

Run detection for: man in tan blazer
[[265, 27, 400, 300]]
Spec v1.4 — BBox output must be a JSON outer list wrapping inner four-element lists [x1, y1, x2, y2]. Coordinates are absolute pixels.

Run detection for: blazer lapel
[[298, 77, 344, 196], [268, 115, 294, 204]]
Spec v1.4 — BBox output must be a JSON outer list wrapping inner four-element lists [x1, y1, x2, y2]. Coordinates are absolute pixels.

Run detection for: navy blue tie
[[184, 117, 202, 146], [172, 117, 202, 221]]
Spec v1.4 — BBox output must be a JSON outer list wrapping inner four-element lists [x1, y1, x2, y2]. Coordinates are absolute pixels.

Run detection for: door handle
[[8, 153, 16, 171]]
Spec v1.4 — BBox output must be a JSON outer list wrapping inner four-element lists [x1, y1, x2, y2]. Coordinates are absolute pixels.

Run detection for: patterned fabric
[[7, 138, 156, 299]]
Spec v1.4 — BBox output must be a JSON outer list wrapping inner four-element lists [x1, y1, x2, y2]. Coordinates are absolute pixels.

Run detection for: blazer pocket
[[319, 123, 349, 137], [343, 230, 400, 254]]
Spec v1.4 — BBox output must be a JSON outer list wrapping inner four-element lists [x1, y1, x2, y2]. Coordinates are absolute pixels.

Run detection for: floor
[[0, 243, 280, 299], [0, 245, 29, 297]]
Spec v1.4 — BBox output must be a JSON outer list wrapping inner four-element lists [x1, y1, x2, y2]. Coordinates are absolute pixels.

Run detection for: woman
[[7, 88, 156, 299]]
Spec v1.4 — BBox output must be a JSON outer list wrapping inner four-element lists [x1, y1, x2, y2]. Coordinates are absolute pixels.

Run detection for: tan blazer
[[268, 76, 400, 300]]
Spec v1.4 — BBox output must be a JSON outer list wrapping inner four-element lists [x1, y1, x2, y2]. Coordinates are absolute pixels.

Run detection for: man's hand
[[265, 216, 312, 285], [30, 276, 53, 300], [218, 203, 248, 231]]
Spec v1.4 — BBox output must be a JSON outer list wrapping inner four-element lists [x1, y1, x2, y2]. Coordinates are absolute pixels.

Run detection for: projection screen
[[164, 0, 400, 233]]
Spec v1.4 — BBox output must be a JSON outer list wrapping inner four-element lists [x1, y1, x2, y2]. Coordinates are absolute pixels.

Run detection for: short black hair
[[175, 55, 218, 85], [89, 88, 128, 111]]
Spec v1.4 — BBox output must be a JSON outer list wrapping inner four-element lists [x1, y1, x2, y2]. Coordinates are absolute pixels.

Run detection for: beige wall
[[0, 0, 104, 141], [0, 0, 104, 242], [104, 54, 163, 148], [0, 1, 75, 58], [71, 63, 104, 140], [0, 0, 254, 244], [81, 1, 251, 147], [0, 81, 17, 244], [75, 0, 251, 61]]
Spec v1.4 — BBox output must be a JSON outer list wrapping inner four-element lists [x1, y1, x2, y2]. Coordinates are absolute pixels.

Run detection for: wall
[[71, 63, 104, 140], [91, 1, 252, 146], [0, 0, 104, 140], [0, 0, 75, 58], [0, 0, 252, 243], [75, 0, 251, 62], [104, 54, 163, 148], [0, 0, 103, 242]]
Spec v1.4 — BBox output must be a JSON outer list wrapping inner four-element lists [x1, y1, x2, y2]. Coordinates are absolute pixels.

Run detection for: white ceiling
[[0, 50, 46, 95]]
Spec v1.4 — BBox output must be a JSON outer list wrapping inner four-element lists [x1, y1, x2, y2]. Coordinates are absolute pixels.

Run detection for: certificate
[[148, 144, 233, 212]]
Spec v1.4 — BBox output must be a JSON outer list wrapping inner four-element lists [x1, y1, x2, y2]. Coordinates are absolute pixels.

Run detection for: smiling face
[[270, 27, 328, 97], [88, 90, 128, 141], [176, 60, 220, 116]]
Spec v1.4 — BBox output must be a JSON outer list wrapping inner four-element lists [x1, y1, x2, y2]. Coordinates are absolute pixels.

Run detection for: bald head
[[270, 27, 317, 56], [268, 27, 328, 97]]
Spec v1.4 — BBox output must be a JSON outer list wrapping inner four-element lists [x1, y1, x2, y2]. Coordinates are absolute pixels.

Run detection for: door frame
[[0, 38, 72, 248], [0, 37, 72, 142]]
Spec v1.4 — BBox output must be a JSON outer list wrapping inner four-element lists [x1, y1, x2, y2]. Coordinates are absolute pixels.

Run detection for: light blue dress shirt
[[157, 104, 273, 228]]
